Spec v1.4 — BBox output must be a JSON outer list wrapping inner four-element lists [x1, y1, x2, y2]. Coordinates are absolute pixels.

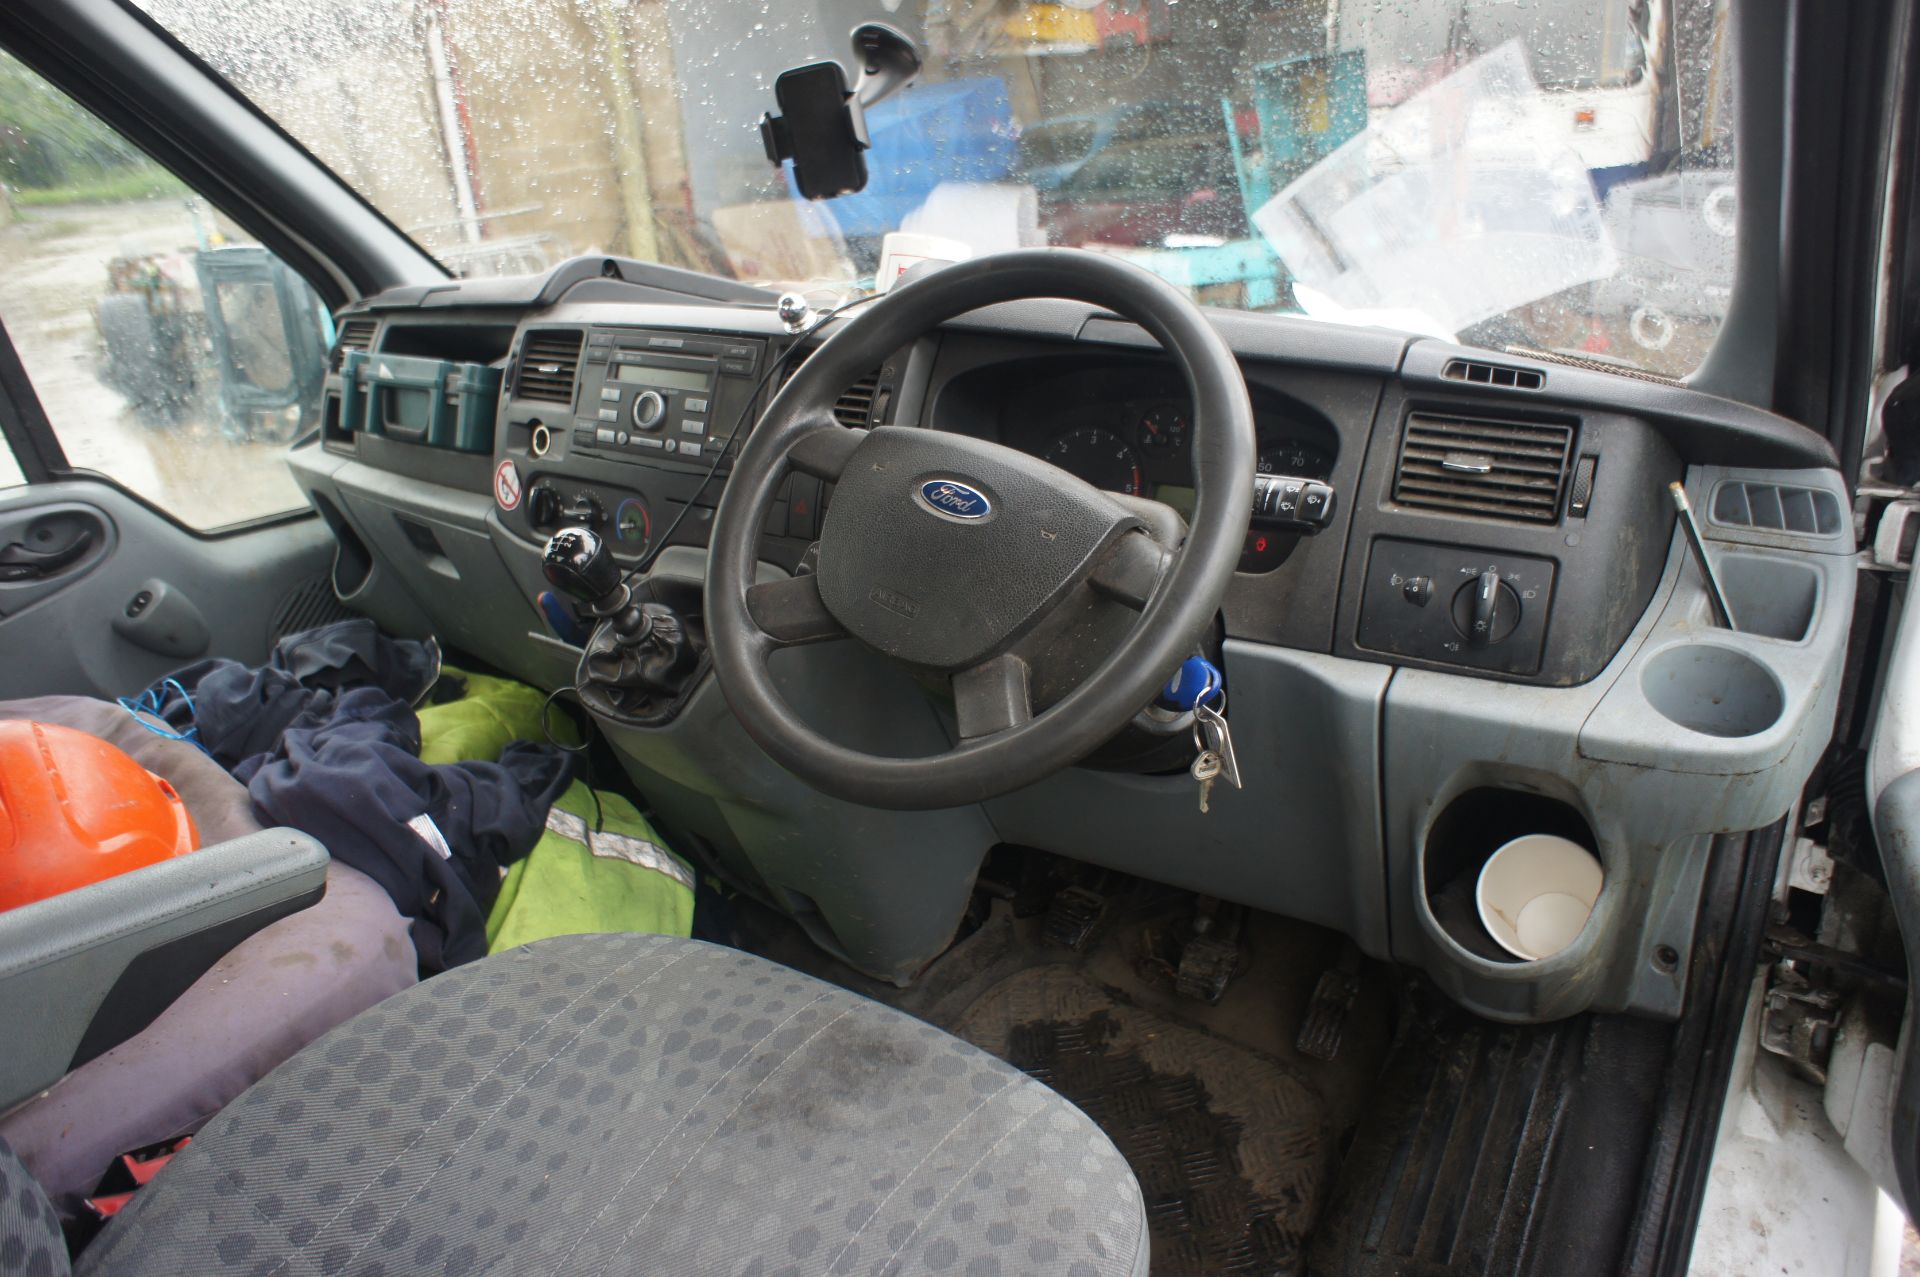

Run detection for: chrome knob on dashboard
[[631, 390, 667, 431]]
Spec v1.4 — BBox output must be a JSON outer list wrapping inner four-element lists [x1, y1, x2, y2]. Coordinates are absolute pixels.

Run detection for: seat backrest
[[0, 1137, 69, 1277]]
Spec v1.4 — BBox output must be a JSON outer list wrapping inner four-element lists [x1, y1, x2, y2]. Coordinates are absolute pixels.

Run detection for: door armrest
[[0, 829, 328, 1110]]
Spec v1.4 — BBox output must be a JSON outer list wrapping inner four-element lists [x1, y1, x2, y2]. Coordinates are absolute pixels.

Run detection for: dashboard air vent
[[516, 330, 584, 405], [1393, 414, 1574, 523], [782, 356, 885, 427], [1442, 358, 1544, 391], [331, 318, 377, 371], [832, 371, 881, 427]]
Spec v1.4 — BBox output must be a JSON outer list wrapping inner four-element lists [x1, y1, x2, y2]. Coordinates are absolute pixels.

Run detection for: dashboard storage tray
[[354, 353, 501, 453]]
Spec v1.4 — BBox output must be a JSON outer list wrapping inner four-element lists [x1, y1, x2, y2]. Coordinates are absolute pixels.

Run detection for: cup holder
[[1422, 788, 1601, 965], [1641, 645, 1784, 739]]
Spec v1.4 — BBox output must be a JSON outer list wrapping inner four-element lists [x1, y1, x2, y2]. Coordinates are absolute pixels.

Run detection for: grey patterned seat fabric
[[1, 1138, 66, 1277], [78, 933, 1149, 1277]]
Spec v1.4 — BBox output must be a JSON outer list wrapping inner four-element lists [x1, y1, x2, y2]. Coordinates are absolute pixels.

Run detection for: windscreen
[[132, 0, 1738, 378]]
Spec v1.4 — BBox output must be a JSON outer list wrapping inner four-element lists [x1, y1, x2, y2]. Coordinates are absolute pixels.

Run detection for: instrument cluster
[[1039, 403, 1332, 492], [1030, 399, 1337, 572]]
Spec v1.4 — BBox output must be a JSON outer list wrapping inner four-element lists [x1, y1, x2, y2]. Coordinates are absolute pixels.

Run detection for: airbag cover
[[815, 427, 1140, 669]]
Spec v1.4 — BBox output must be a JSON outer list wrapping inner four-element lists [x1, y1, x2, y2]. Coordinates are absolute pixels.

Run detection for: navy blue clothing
[[144, 624, 572, 971], [150, 619, 441, 771]]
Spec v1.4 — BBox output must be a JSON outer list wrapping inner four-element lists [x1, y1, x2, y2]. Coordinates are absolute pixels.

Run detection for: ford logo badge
[[918, 479, 992, 520]]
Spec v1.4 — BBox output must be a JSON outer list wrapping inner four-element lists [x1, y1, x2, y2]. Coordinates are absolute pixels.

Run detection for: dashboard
[[306, 267, 1838, 691], [286, 254, 1852, 1025]]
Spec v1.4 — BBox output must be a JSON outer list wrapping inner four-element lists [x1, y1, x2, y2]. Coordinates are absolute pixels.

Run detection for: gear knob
[[542, 526, 623, 610]]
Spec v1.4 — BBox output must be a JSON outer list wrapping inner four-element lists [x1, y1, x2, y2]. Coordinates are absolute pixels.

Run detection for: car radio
[[564, 328, 768, 467]]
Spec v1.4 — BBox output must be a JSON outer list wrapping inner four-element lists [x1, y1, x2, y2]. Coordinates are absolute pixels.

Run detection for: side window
[[0, 52, 326, 529]]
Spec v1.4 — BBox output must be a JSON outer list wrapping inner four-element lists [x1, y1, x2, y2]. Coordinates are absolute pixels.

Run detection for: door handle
[[0, 530, 94, 582]]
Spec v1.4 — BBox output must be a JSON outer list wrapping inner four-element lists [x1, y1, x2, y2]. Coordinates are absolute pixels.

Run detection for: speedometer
[[1258, 439, 1334, 479], [1043, 427, 1143, 495]]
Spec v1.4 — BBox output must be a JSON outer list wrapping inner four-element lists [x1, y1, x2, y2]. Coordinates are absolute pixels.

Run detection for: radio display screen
[[615, 364, 712, 393]]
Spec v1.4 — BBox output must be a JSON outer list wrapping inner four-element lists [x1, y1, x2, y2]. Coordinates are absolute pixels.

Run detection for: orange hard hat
[[0, 720, 200, 912]]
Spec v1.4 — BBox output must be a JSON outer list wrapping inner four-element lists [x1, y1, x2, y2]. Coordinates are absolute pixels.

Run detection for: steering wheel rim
[[706, 248, 1254, 810]]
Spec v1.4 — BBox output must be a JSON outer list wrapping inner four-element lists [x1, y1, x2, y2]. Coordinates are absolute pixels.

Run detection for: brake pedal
[[1172, 897, 1244, 1004], [1042, 885, 1109, 952], [1174, 934, 1240, 1004]]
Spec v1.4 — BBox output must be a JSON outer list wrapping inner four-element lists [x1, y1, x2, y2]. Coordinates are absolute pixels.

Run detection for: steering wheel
[[706, 249, 1255, 810]]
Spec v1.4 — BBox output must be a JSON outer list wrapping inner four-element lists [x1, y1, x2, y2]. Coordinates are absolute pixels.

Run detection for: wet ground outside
[[0, 200, 307, 528]]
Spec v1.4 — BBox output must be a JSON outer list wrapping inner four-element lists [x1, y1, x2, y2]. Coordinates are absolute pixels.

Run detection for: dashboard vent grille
[[331, 319, 377, 371], [1394, 414, 1574, 523], [833, 371, 881, 427], [782, 355, 885, 427], [1442, 358, 1544, 391], [516, 330, 584, 405]]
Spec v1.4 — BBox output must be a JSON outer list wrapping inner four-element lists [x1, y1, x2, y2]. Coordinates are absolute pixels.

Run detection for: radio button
[[681, 418, 706, 435], [600, 387, 620, 402], [684, 398, 708, 414]]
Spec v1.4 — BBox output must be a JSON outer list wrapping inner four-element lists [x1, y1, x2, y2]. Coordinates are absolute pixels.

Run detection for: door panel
[[1871, 583, 1920, 1219], [0, 480, 335, 700]]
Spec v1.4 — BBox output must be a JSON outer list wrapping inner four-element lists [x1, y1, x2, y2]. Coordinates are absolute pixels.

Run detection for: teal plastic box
[[355, 354, 501, 453]]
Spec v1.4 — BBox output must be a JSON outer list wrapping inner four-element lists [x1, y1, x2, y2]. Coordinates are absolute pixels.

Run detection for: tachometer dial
[[1043, 427, 1143, 495], [1136, 406, 1189, 457], [1258, 438, 1334, 479]]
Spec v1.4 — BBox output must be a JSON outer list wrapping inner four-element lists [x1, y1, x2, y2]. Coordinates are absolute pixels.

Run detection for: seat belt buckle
[[82, 1135, 192, 1220]]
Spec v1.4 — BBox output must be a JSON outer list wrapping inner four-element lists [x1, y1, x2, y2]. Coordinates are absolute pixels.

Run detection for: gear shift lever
[[542, 527, 628, 620], [541, 528, 698, 699]]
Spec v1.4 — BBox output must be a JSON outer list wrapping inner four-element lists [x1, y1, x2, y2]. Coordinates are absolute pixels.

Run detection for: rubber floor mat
[[954, 965, 1329, 1276]]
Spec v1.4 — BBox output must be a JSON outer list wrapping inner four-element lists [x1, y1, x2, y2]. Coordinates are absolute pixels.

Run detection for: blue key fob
[[1160, 656, 1222, 711]]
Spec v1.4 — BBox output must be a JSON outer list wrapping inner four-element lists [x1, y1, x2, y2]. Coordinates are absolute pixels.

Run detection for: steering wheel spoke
[[745, 573, 846, 647], [1088, 531, 1172, 610], [789, 419, 867, 482], [951, 653, 1034, 740]]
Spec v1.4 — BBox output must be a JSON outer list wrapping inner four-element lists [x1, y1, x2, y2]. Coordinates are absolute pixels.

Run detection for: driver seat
[[25, 933, 1150, 1276]]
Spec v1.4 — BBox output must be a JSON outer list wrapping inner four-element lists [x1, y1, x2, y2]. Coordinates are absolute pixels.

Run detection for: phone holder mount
[[760, 23, 922, 201]]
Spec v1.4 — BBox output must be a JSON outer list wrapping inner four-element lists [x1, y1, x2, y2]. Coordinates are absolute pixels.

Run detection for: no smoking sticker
[[494, 458, 522, 511]]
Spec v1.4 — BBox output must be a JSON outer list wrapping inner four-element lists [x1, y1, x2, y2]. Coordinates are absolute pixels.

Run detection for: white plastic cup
[[1475, 834, 1604, 961]]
